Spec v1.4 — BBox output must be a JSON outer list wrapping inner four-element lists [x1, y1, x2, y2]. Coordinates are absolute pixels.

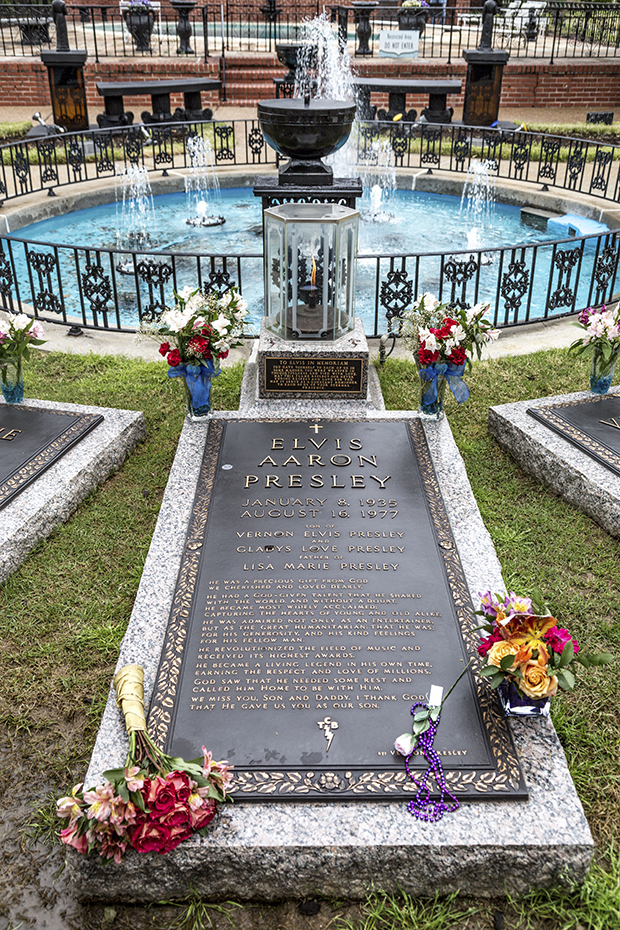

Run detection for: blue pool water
[[8, 187, 605, 331]]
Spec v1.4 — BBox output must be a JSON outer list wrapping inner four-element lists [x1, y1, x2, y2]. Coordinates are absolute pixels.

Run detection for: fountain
[[362, 138, 397, 223], [114, 164, 159, 275], [460, 159, 496, 265], [185, 135, 225, 228]]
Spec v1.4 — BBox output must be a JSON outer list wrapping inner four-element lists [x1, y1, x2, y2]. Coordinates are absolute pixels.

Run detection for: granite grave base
[[66, 409, 592, 903], [488, 386, 620, 538], [0, 397, 146, 582]]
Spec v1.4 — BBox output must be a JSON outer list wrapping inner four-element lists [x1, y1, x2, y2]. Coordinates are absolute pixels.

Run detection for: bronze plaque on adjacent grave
[[264, 357, 364, 393], [150, 419, 526, 802], [528, 393, 620, 477], [0, 404, 103, 510]]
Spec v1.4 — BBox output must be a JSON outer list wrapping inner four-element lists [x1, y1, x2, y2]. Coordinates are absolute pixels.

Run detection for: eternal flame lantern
[[263, 202, 359, 341]]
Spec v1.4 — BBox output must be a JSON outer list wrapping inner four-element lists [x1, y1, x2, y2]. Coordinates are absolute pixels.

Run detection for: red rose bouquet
[[140, 284, 249, 418], [57, 665, 232, 863], [401, 293, 500, 416]]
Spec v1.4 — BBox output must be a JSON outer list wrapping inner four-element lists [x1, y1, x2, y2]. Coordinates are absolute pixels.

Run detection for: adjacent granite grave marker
[[149, 418, 526, 801], [528, 393, 620, 478], [0, 404, 103, 509]]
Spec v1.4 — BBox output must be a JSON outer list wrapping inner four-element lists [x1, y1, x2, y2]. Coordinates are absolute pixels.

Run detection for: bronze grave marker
[[528, 393, 620, 478], [150, 419, 526, 802], [0, 404, 104, 510]]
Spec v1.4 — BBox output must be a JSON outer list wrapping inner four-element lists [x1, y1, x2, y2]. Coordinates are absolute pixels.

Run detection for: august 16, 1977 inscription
[[149, 419, 526, 802]]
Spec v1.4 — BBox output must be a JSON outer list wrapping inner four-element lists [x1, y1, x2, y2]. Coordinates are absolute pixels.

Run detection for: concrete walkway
[[37, 313, 579, 365]]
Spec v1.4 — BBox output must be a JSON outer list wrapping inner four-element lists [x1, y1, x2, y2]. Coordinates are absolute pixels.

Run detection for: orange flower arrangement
[[477, 590, 612, 702]]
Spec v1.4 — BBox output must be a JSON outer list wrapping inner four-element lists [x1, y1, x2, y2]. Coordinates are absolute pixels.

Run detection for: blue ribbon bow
[[168, 358, 219, 408], [419, 362, 469, 406]]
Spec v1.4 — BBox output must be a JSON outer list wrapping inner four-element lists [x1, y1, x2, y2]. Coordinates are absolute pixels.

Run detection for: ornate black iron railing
[[0, 1, 619, 61], [0, 118, 619, 337]]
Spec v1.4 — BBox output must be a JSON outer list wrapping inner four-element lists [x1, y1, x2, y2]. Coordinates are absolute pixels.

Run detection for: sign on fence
[[379, 30, 420, 58]]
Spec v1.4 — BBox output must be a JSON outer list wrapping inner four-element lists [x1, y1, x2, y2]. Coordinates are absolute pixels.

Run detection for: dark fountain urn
[[257, 97, 357, 187], [275, 43, 316, 83]]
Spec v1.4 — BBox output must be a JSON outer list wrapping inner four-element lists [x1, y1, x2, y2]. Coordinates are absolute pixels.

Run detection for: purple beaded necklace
[[403, 700, 460, 822]]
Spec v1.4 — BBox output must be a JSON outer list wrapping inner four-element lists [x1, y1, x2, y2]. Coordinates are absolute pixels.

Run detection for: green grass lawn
[[2, 347, 619, 930]]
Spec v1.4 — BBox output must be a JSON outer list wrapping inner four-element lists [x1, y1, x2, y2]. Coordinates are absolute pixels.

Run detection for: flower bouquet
[[477, 590, 613, 716], [568, 303, 620, 394], [401, 293, 500, 418], [0, 312, 45, 404], [56, 665, 233, 862], [143, 284, 248, 421]]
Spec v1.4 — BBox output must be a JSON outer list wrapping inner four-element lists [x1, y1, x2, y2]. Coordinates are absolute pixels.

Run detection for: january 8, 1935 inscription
[[149, 419, 526, 802]]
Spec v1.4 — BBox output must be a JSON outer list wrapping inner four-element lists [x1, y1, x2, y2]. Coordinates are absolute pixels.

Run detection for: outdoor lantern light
[[263, 202, 359, 341]]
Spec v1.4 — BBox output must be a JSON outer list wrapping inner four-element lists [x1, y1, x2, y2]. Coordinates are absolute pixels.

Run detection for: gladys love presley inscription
[[149, 419, 525, 801]]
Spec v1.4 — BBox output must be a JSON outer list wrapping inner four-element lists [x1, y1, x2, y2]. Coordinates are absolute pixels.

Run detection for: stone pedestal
[[462, 49, 509, 127]]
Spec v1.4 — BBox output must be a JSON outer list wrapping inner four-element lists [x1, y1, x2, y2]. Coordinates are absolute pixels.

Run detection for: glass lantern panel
[[263, 204, 359, 341]]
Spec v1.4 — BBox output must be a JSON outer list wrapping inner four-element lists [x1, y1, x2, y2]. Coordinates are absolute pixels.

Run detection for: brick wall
[[3, 55, 620, 114]]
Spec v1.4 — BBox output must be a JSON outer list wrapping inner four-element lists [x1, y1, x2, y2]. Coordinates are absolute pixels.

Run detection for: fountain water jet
[[114, 163, 159, 275], [362, 138, 396, 223], [115, 163, 158, 250], [460, 159, 496, 265], [294, 14, 358, 180], [185, 135, 225, 228]]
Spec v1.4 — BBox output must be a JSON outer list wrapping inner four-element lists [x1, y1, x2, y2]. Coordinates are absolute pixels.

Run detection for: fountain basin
[[257, 98, 356, 162]]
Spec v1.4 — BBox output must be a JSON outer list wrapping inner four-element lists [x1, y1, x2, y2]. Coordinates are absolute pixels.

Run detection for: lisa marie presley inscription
[[148, 419, 527, 802]]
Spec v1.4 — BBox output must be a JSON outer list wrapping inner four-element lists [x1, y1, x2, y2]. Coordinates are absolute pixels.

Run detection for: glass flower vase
[[498, 679, 550, 717], [417, 364, 447, 420], [184, 375, 212, 422], [0, 356, 24, 404], [590, 343, 620, 395]]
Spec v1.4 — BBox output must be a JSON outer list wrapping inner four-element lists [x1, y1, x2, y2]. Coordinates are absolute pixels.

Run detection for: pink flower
[[125, 766, 145, 792], [166, 771, 192, 803], [152, 777, 176, 815], [83, 782, 116, 822], [60, 821, 88, 854], [545, 626, 579, 655], [190, 798, 217, 830], [167, 802, 192, 826], [478, 626, 504, 657], [162, 822, 193, 853]]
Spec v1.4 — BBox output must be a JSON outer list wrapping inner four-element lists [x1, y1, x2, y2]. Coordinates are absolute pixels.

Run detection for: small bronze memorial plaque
[[264, 357, 364, 394], [150, 419, 526, 802], [528, 393, 620, 478], [0, 404, 104, 510]]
